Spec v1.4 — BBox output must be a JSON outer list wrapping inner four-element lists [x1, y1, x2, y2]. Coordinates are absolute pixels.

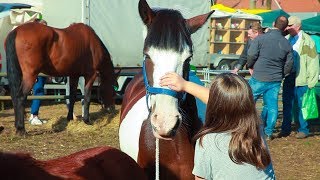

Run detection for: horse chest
[[119, 96, 149, 162], [138, 121, 195, 180]]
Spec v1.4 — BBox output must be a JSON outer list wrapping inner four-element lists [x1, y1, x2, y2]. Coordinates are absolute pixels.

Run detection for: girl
[[160, 73, 275, 180]]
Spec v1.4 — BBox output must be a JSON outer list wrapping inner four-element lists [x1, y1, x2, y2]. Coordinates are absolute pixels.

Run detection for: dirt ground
[[0, 101, 319, 180]]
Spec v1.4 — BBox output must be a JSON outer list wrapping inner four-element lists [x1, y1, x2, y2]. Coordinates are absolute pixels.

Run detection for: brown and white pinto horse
[[119, 0, 213, 179], [0, 146, 147, 180], [5, 23, 117, 135]]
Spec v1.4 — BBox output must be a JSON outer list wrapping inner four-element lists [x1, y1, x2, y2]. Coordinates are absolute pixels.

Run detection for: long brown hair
[[193, 73, 271, 169]]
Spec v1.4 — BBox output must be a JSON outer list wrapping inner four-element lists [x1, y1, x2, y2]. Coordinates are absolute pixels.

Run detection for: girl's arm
[[159, 72, 209, 104]]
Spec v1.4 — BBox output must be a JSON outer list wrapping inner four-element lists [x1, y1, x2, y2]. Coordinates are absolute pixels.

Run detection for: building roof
[[216, 0, 320, 12]]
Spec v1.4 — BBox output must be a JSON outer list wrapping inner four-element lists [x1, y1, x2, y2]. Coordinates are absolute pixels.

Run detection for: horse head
[[138, 0, 213, 139], [98, 49, 119, 113]]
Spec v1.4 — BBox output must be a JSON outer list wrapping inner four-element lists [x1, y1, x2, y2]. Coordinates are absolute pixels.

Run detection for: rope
[[155, 138, 160, 180]]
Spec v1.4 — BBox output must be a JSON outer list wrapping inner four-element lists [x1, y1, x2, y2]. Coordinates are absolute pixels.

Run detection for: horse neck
[[139, 118, 196, 180], [0, 152, 50, 178], [179, 93, 202, 139]]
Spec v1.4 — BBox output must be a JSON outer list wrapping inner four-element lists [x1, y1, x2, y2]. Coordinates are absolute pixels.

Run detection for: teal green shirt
[[192, 133, 275, 180]]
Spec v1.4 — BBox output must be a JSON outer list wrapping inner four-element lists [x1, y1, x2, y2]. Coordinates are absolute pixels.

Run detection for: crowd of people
[[160, 15, 318, 179], [234, 15, 319, 140]]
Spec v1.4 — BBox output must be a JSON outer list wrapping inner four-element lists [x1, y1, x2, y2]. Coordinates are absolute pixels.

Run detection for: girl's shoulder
[[198, 132, 231, 149]]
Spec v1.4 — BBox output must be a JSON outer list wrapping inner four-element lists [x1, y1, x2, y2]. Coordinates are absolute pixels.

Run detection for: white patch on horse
[[119, 96, 149, 162], [147, 47, 191, 133]]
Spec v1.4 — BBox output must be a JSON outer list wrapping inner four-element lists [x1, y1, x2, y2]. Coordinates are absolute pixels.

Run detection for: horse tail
[[5, 30, 22, 98]]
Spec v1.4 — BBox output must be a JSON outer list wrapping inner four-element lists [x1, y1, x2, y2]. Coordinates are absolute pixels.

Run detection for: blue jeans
[[31, 77, 47, 115], [249, 77, 281, 136], [281, 73, 296, 134], [295, 86, 309, 135]]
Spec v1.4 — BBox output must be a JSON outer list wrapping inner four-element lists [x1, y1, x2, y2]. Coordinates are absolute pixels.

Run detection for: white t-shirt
[[192, 132, 275, 180]]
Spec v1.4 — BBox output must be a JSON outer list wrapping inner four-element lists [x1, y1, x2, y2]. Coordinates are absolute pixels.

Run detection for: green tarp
[[311, 35, 320, 54], [257, 11, 320, 53], [302, 15, 320, 34], [257, 9, 290, 28], [257, 10, 320, 34]]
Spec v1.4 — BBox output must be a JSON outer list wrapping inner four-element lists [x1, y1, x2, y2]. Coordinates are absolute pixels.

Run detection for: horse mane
[[144, 9, 193, 53]]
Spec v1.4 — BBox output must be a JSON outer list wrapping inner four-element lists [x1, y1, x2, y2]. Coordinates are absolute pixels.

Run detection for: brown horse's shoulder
[[0, 147, 146, 179], [45, 146, 147, 179], [120, 73, 146, 121]]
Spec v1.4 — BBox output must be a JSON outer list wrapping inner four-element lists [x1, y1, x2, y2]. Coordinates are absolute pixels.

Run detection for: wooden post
[[266, 0, 272, 10], [249, 0, 256, 9]]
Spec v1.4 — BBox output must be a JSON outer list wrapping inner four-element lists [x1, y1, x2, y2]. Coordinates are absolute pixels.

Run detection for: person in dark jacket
[[232, 22, 264, 75], [247, 16, 293, 140]]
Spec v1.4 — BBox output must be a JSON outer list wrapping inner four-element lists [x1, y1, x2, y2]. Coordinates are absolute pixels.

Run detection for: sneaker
[[73, 113, 77, 120], [29, 116, 47, 125], [265, 135, 274, 141], [295, 132, 308, 139], [29, 114, 34, 121], [277, 131, 291, 138]]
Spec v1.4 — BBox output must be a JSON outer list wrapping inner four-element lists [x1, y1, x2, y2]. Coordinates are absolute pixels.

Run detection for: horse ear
[[138, 0, 155, 25], [186, 11, 215, 34]]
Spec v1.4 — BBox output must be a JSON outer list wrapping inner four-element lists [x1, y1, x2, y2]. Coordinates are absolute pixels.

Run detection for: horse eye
[[144, 54, 151, 60], [186, 55, 192, 62]]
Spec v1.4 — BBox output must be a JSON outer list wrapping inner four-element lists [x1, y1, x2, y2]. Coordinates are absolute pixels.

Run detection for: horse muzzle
[[150, 112, 181, 140]]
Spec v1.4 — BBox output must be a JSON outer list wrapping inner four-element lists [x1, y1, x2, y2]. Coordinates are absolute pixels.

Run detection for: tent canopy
[[257, 9, 290, 28], [302, 15, 320, 34], [211, 4, 271, 14]]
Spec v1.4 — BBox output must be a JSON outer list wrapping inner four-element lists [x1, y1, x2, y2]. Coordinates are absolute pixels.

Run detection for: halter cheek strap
[[142, 56, 183, 111]]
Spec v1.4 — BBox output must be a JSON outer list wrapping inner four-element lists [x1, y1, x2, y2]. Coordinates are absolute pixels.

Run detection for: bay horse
[[5, 22, 117, 136], [0, 146, 147, 180], [119, 0, 213, 179]]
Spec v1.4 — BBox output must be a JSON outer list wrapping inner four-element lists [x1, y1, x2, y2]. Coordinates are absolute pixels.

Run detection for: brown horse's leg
[[67, 77, 79, 121], [15, 76, 36, 136], [82, 74, 96, 125]]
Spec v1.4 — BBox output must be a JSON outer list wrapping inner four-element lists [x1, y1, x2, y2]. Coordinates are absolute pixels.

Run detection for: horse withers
[[0, 146, 147, 180], [5, 22, 117, 135], [119, 0, 213, 179]]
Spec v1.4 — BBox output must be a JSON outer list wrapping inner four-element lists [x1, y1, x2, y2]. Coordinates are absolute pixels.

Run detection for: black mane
[[144, 9, 193, 53]]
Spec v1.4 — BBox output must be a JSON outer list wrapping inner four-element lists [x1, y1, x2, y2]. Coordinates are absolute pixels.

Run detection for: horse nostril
[[153, 114, 157, 120]]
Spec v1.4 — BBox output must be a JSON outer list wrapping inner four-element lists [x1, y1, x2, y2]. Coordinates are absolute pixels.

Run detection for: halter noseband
[[142, 56, 183, 110]]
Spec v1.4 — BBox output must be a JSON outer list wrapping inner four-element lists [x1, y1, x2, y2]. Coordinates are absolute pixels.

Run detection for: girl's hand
[[159, 72, 186, 92]]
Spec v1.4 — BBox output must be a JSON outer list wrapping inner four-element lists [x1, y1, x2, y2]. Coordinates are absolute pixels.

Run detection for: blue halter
[[142, 56, 183, 111]]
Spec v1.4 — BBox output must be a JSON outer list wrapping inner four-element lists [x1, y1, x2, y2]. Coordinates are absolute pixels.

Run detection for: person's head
[[274, 15, 288, 31], [286, 16, 301, 36], [203, 73, 258, 133], [34, 18, 47, 25], [248, 22, 263, 40]]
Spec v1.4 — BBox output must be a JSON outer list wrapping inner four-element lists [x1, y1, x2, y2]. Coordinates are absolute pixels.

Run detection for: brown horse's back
[[14, 22, 105, 77], [0, 146, 147, 180]]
